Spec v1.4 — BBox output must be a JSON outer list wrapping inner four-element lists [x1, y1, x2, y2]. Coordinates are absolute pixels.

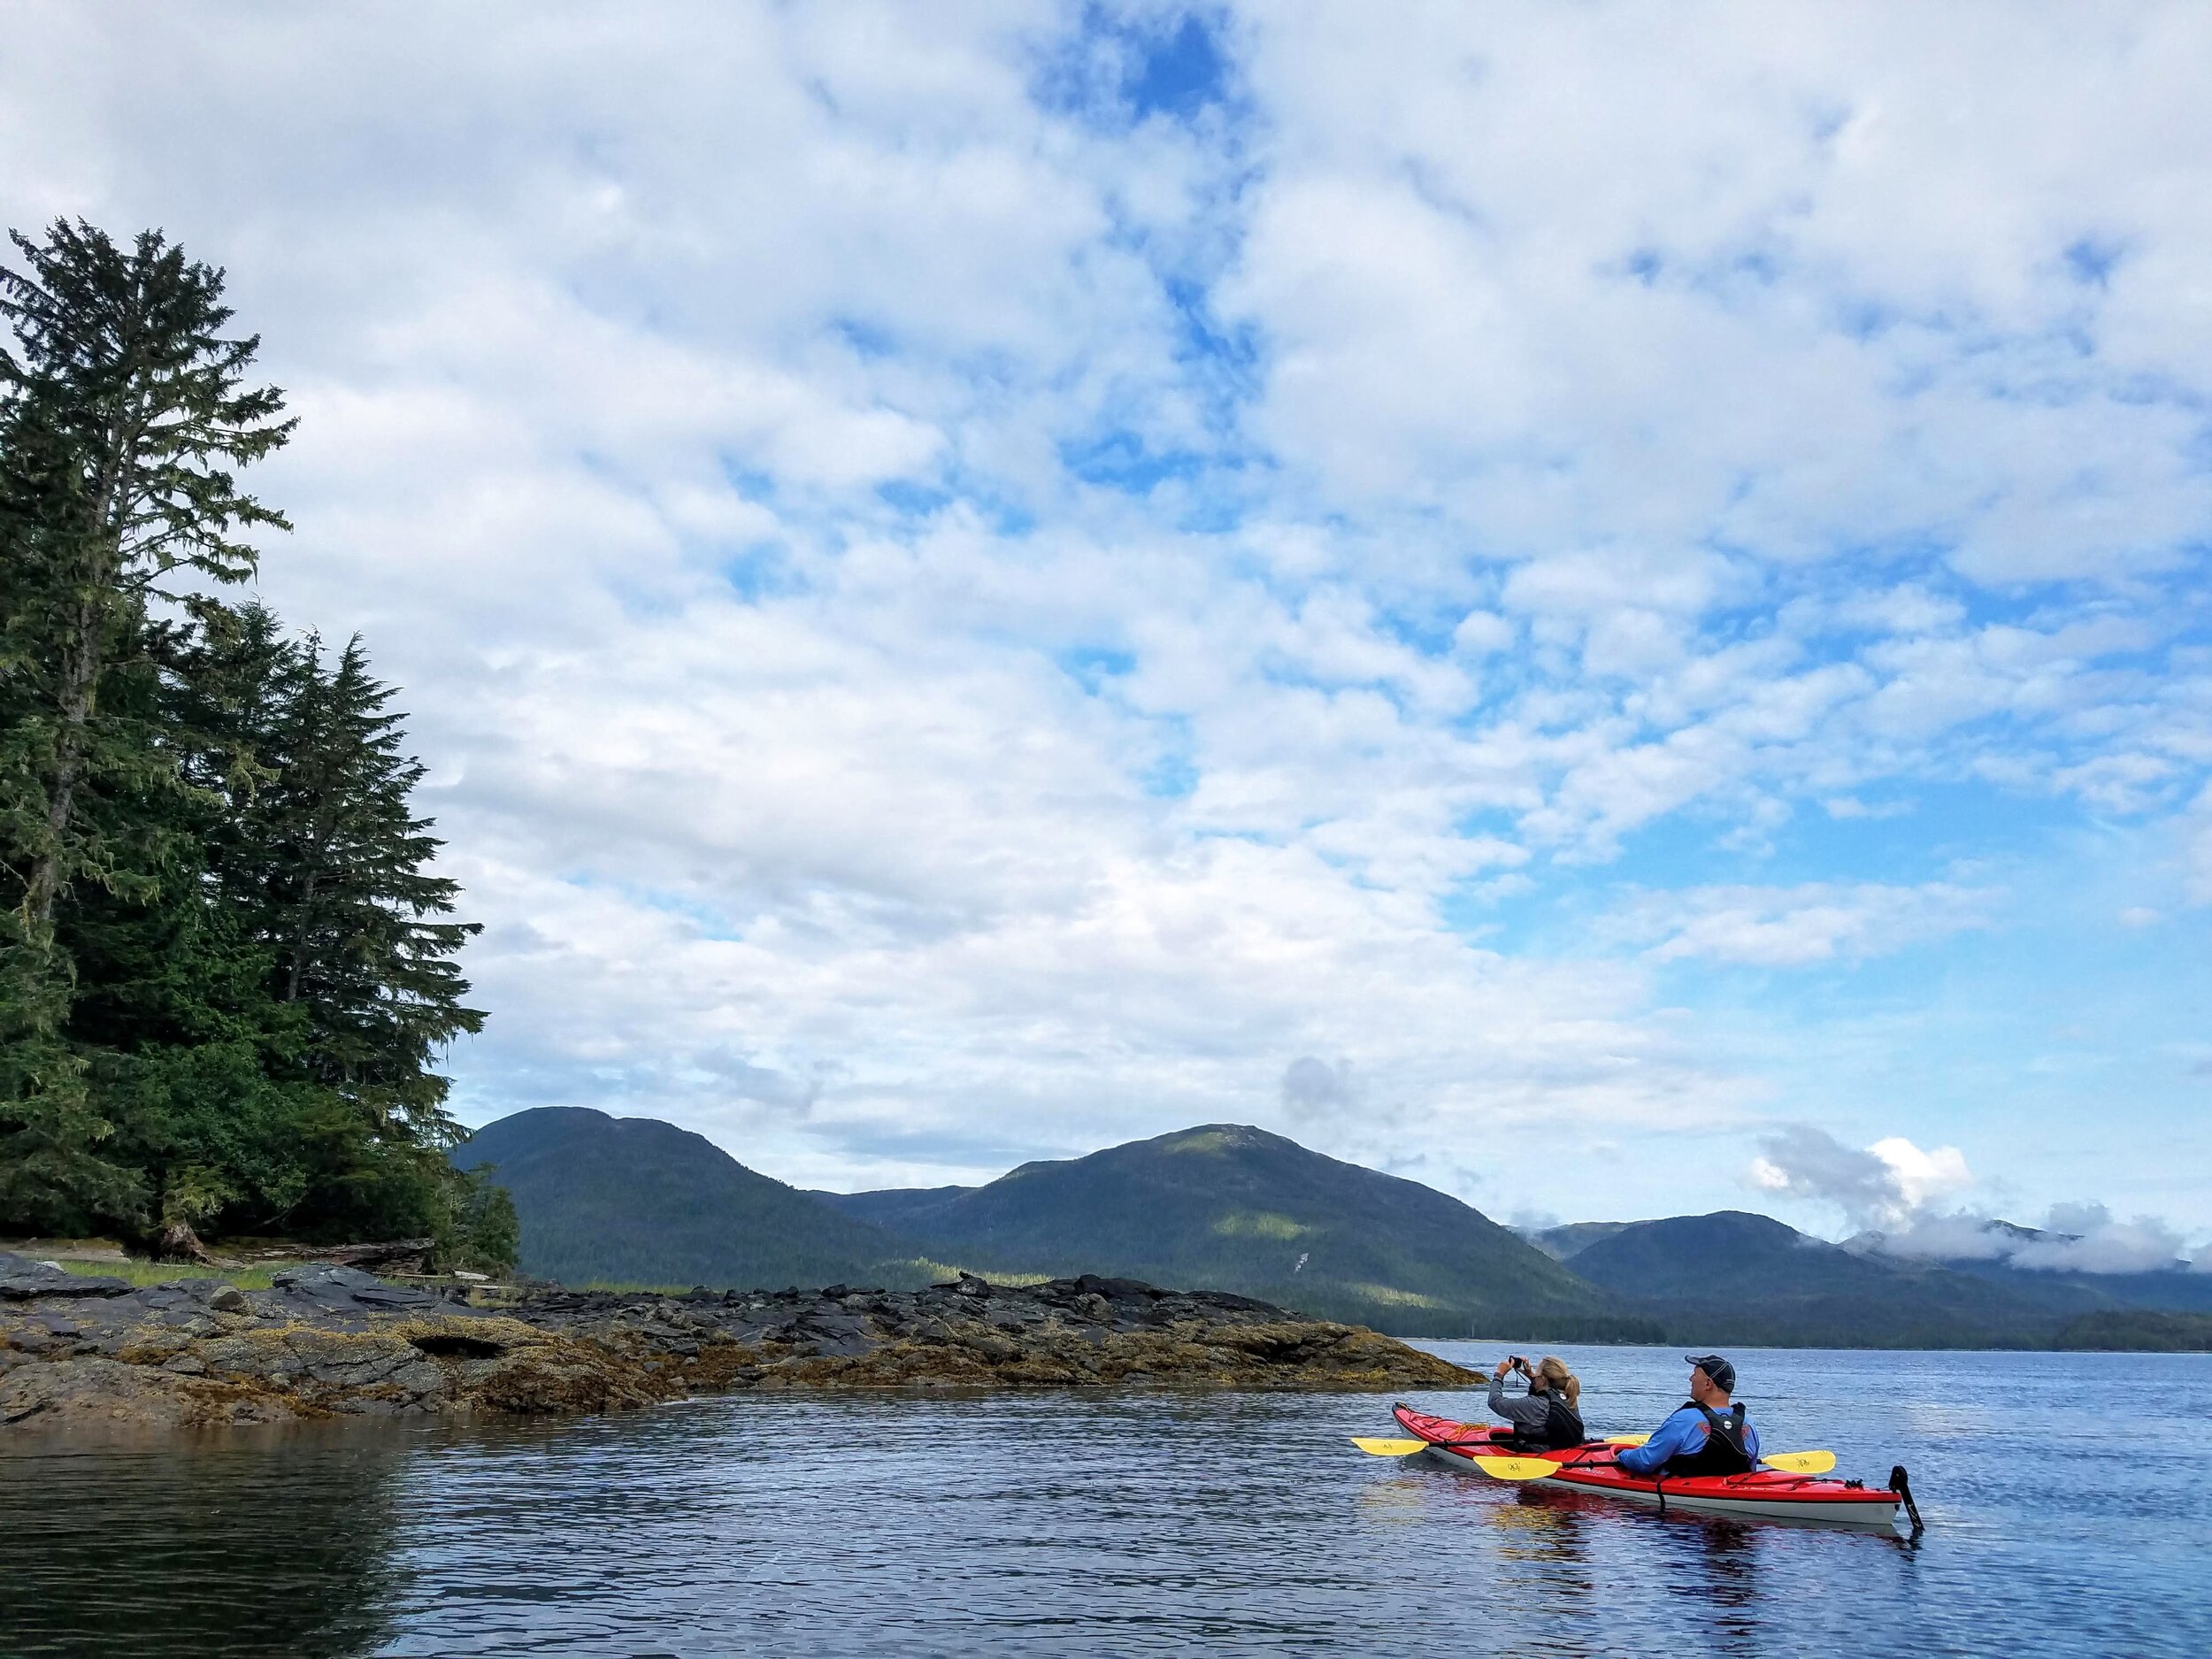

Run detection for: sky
[[4, 3, 2208, 1251]]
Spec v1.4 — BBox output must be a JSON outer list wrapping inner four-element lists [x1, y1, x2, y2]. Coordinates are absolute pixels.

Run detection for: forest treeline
[[0, 219, 513, 1266]]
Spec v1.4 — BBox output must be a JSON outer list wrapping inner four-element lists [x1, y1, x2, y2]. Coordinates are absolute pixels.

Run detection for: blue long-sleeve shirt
[[1615, 1404, 1761, 1476]]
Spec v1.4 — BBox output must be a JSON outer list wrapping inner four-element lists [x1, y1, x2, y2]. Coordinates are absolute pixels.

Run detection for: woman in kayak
[[1614, 1354, 1763, 1478], [1486, 1354, 1586, 1449]]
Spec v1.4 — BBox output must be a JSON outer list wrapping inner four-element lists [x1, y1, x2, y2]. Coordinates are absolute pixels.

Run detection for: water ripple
[[4, 1346, 2207, 1656]]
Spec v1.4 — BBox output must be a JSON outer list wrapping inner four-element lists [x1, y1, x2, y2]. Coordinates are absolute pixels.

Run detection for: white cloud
[[4, 4, 2207, 1219], [1874, 1200, 2193, 1275], [1751, 1124, 1985, 1233], [1606, 882, 1993, 967], [2186, 784, 2212, 904], [1867, 1136, 1975, 1211]]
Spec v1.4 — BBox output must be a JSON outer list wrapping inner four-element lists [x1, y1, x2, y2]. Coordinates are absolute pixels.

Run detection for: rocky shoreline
[[0, 1251, 1472, 1430]]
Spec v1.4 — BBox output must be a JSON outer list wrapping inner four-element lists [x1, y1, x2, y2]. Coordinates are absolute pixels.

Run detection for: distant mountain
[[1526, 1221, 1634, 1262], [455, 1108, 933, 1290], [823, 1124, 1655, 1340], [1932, 1258, 2212, 1315], [818, 1185, 979, 1234], [1842, 1219, 2212, 1316], [454, 1110, 2207, 1349], [1564, 1210, 2159, 1348], [2056, 1310, 2212, 1352]]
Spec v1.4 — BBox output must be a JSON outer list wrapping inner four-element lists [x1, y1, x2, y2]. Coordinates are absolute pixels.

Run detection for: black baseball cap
[[1685, 1353, 1737, 1392]]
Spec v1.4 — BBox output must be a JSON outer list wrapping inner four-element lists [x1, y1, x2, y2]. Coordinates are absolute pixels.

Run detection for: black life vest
[[1662, 1401, 1753, 1477], [1508, 1388, 1586, 1451]]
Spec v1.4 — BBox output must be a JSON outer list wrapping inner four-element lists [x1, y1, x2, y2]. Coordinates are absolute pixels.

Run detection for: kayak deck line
[[1386, 1404, 1909, 1532]]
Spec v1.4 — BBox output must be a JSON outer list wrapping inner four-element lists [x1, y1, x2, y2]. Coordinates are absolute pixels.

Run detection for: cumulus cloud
[[4, 4, 2206, 1212], [1607, 883, 1993, 966], [1879, 1201, 2194, 1275], [1751, 1125, 1975, 1230], [1759, 1129, 2197, 1273]]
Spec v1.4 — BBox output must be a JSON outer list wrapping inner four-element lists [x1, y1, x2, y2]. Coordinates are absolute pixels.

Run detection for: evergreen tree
[[251, 629, 484, 1135], [61, 603, 315, 1239], [0, 222, 505, 1263], [0, 219, 292, 927], [60, 608, 488, 1246], [0, 221, 287, 1230]]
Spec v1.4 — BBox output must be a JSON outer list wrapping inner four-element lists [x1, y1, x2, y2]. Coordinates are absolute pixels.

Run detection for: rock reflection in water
[[0, 1423, 407, 1659]]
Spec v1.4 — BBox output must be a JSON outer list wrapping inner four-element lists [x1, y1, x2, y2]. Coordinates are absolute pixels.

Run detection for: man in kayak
[[1486, 1354, 1586, 1449], [1613, 1355, 1761, 1478]]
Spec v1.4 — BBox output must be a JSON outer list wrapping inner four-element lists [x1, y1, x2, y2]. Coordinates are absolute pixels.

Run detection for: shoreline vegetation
[[0, 222, 512, 1278]]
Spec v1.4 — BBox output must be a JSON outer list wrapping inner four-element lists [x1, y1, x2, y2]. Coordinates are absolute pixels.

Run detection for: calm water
[[4, 1343, 2208, 1657]]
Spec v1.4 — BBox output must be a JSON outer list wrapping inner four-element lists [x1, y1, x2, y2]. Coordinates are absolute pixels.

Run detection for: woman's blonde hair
[[1534, 1356, 1579, 1407]]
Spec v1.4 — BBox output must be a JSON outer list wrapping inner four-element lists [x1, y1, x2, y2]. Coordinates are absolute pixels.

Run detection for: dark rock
[[351, 1284, 441, 1311], [1071, 1274, 1161, 1302], [269, 1264, 442, 1314], [0, 1261, 1474, 1429], [0, 1253, 131, 1301]]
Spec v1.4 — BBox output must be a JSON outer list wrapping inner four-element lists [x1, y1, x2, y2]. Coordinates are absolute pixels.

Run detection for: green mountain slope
[[820, 1186, 979, 1234], [1908, 1255, 2212, 1316], [822, 1123, 1655, 1339], [1565, 1211, 2125, 1348], [1528, 1221, 1633, 1261], [454, 1108, 932, 1290], [2056, 1310, 2212, 1351]]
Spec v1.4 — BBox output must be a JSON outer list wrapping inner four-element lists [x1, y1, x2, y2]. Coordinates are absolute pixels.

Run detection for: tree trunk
[[23, 595, 104, 926], [154, 1220, 213, 1263], [21, 388, 143, 926]]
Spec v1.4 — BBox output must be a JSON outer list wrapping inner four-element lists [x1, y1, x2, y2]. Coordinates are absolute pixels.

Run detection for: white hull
[[1422, 1447, 1902, 1531]]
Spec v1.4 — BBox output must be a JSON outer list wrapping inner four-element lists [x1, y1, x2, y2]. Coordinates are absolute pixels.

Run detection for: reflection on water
[[0, 1423, 408, 1658], [4, 1347, 2209, 1656]]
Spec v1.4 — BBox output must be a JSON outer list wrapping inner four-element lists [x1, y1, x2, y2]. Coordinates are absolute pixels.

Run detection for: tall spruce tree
[[0, 220, 292, 926], [0, 222, 288, 1230], [242, 626, 485, 1153], [0, 223, 505, 1262]]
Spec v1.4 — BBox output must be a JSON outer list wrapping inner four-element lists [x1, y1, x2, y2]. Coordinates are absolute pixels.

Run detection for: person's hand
[[1492, 1359, 1510, 1380]]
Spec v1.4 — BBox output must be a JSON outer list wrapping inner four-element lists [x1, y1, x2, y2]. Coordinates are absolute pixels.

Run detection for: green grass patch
[[54, 1258, 288, 1290], [571, 1279, 700, 1295], [1163, 1130, 1233, 1155], [1345, 1282, 1446, 1310], [1212, 1210, 1309, 1240]]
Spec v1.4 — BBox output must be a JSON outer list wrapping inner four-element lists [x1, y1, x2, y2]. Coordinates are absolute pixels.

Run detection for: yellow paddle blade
[[1349, 1437, 1430, 1456], [1762, 1450, 1836, 1474], [1467, 1454, 1563, 1481], [1605, 1433, 1651, 1447]]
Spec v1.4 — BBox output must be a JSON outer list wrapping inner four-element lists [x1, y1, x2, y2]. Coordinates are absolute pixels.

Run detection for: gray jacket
[[1486, 1375, 1556, 1432]]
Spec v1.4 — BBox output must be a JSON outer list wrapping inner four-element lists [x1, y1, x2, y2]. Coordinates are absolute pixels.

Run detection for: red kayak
[[1392, 1405, 1908, 1530]]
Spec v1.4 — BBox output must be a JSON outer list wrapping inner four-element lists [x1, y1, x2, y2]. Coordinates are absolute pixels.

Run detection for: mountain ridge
[[455, 1108, 937, 1291], [457, 1110, 2212, 1348], [822, 1122, 1651, 1339]]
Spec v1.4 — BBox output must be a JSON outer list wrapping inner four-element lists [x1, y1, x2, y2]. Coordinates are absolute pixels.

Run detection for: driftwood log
[[243, 1239, 435, 1272]]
